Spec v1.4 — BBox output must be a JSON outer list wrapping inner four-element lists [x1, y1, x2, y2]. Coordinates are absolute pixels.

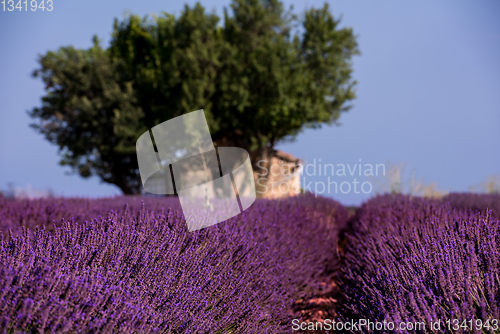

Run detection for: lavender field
[[0, 193, 348, 333], [0, 192, 499, 333], [339, 193, 500, 333]]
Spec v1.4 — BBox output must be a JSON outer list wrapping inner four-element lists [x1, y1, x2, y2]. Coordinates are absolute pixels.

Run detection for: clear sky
[[0, 0, 499, 205]]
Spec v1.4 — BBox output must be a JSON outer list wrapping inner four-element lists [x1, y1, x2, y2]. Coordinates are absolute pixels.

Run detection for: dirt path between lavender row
[[291, 206, 358, 332]]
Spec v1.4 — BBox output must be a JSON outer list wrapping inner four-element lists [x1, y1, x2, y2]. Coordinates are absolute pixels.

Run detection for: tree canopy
[[29, 0, 359, 195]]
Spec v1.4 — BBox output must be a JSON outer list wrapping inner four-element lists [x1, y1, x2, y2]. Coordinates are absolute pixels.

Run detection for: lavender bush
[[0, 193, 348, 333], [0, 195, 183, 236], [442, 192, 500, 220], [339, 194, 500, 333]]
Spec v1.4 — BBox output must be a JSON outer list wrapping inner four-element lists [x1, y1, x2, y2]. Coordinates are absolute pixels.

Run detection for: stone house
[[255, 150, 303, 199]]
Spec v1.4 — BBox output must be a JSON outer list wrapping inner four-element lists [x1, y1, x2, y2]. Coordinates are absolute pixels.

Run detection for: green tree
[[29, 0, 359, 195]]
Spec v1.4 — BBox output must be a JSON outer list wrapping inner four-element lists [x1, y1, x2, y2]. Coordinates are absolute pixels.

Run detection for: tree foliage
[[30, 0, 359, 194]]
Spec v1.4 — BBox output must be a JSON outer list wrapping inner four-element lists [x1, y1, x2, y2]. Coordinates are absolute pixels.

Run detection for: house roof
[[273, 150, 303, 164]]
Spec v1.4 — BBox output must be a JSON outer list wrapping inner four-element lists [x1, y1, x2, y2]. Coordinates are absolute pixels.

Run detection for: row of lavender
[[0, 193, 348, 333], [442, 192, 500, 220], [339, 193, 500, 333], [0, 195, 183, 236]]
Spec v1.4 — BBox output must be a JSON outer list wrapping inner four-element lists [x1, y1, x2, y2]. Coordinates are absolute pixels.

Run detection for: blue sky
[[0, 0, 499, 205]]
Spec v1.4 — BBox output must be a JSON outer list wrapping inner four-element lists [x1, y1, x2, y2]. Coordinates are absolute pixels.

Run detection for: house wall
[[256, 154, 302, 199]]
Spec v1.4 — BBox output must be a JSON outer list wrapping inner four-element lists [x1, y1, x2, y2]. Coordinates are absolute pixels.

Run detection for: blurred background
[[0, 0, 499, 205]]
